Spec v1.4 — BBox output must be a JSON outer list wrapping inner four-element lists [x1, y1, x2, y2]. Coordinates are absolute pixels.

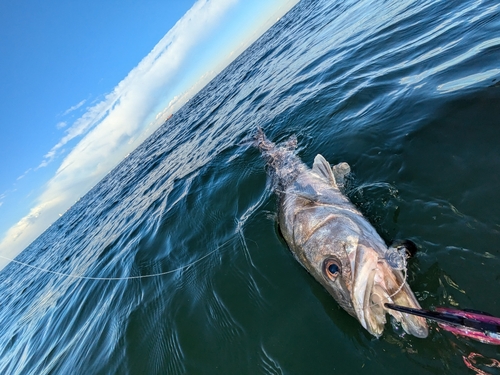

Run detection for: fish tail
[[254, 127, 301, 190], [254, 127, 298, 153], [254, 126, 275, 152]]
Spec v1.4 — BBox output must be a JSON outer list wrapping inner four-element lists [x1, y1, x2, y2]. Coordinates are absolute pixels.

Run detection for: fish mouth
[[351, 246, 428, 338]]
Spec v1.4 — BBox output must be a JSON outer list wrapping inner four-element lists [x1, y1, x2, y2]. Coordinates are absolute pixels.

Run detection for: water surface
[[1, 0, 500, 373]]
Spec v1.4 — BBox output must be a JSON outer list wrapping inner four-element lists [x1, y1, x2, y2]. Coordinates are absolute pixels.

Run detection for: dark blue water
[[1, 0, 500, 373]]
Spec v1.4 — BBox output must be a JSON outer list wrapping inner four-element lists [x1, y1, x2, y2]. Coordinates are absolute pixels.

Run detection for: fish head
[[348, 242, 428, 338], [314, 236, 428, 338]]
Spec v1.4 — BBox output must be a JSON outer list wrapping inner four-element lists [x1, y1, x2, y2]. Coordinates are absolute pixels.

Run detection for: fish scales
[[256, 129, 428, 338]]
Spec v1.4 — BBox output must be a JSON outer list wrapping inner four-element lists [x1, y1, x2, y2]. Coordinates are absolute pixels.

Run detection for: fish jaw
[[351, 244, 428, 338]]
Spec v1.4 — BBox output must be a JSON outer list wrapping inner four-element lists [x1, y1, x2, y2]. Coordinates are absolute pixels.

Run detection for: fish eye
[[323, 258, 341, 280], [329, 263, 339, 274]]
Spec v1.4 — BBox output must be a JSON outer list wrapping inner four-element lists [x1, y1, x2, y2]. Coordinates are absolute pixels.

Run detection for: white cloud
[[0, 0, 300, 271], [37, 0, 240, 169], [61, 99, 87, 116], [0, 0, 238, 268], [16, 168, 32, 181]]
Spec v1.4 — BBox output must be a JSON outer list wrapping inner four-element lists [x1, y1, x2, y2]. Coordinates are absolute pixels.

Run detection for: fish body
[[256, 129, 428, 338]]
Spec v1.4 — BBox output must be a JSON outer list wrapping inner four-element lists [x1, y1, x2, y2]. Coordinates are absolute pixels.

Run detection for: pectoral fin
[[332, 162, 351, 190]]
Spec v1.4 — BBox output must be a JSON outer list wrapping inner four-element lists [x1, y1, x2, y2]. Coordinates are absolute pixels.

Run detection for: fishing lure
[[385, 303, 500, 345]]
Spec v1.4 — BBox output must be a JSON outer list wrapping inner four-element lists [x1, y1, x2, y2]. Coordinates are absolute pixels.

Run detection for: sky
[[0, 0, 299, 269]]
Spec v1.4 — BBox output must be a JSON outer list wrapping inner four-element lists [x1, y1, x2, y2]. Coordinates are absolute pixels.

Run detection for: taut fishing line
[[0, 189, 269, 282], [0, 242, 226, 281]]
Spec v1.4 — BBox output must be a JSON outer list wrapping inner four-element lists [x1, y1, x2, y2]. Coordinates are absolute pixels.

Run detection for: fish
[[256, 128, 428, 338]]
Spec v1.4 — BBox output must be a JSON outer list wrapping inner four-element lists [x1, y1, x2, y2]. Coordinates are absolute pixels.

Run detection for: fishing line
[[0, 240, 228, 281], [368, 258, 409, 310], [0, 191, 269, 282], [386, 266, 408, 303]]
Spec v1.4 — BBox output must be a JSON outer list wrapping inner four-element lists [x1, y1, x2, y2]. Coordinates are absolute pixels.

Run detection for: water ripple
[[402, 37, 500, 87], [259, 344, 285, 375], [1, 0, 500, 373]]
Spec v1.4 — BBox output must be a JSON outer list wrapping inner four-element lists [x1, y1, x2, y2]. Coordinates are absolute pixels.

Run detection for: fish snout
[[352, 254, 428, 338]]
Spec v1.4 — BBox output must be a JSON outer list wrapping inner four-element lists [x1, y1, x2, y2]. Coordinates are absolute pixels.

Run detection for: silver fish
[[256, 129, 428, 338]]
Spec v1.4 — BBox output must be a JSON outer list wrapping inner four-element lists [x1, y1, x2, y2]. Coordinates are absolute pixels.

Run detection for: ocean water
[[1, 0, 500, 373]]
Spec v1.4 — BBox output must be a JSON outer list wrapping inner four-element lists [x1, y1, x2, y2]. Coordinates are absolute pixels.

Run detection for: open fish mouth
[[351, 250, 428, 338], [255, 130, 428, 338]]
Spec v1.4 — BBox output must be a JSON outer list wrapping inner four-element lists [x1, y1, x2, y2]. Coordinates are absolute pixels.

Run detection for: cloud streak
[[61, 99, 87, 116], [0, 0, 239, 268]]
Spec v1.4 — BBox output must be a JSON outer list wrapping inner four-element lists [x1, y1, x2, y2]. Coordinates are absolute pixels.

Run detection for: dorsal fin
[[312, 154, 337, 188]]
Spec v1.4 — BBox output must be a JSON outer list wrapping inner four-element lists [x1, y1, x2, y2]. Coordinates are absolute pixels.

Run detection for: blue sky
[[0, 0, 298, 268]]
